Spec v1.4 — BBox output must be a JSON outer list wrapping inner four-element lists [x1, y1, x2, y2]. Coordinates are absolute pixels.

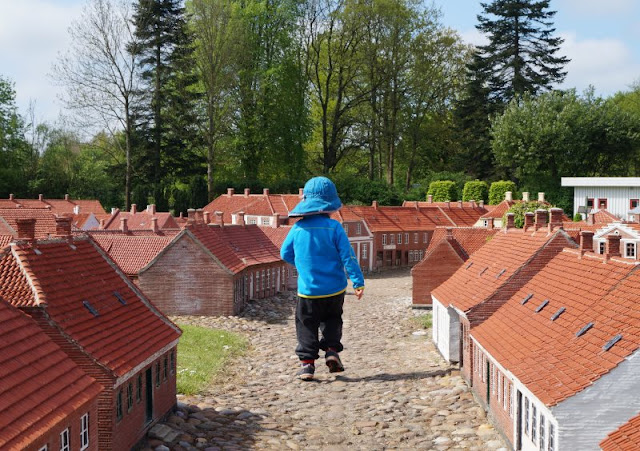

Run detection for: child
[[281, 176, 365, 381]]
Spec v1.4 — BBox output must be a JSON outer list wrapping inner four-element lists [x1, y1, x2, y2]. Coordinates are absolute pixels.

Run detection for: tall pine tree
[[475, 0, 569, 102]]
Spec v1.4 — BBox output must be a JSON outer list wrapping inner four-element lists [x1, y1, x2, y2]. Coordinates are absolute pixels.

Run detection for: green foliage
[[462, 180, 489, 202], [504, 201, 550, 228], [410, 313, 432, 330], [176, 324, 247, 394], [573, 213, 583, 222], [427, 180, 457, 201], [489, 180, 516, 205], [333, 174, 402, 206]]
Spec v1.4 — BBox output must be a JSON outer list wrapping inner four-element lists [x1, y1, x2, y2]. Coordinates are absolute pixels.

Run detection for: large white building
[[561, 177, 640, 221]]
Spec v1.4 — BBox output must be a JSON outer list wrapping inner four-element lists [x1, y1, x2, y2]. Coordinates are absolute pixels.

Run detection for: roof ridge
[[10, 244, 46, 306], [436, 206, 457, 226]]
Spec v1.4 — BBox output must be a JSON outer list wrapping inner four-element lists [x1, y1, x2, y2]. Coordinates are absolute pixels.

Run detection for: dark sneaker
[[325, 351, 344, 373], [297, 363, 315, 381]]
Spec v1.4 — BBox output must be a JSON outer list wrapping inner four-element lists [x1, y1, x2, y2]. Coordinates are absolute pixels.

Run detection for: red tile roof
[[424, 227, 497, 259], [0, 237, 181, 377], [601, 414, 640, 450], [98, 210, 179, 231], [432, 228, 576, 312], [0, 208, 58, 239], [591, 209, 621, 223], [480, 200, 516, 219], [203, 192, 303, 223], [0, 297, 102, 450], [471, 249, 640, 406], [0, 197, 106, 215], [260, 226, 292, 250], [90, 233, 175, 276], [0, 235, 11, 248]]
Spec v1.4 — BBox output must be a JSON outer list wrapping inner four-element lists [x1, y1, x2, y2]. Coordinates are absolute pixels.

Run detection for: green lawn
[[410, 312, 433, 330], [176, 324, 248, 395]]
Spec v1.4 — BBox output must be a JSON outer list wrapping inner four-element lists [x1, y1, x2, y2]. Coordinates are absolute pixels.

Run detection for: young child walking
[[281, 176, 365, 380]]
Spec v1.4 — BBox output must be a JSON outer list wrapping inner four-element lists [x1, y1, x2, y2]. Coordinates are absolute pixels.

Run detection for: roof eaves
[[9, 244, 46, 307]]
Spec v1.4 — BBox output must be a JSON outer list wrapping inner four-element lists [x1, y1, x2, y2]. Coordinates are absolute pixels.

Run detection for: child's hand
[[355, 288, 364, 300]]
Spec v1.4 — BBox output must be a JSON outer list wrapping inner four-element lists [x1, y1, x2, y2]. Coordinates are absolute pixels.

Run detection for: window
[[397, 233, 402, 244], [414, 233, 418, 243], [626, 242, 636, 258], [491, 364, 496, 394], [256, 271, 260, 290], [137, 375, 142, 402], [60, 428, 70, 451], [261, 217, 270, 226], [423, 232, 428, 243], [344, 223, 349, 234], [362, 244, 368, 259], [80, 413, 89, 450], [587, 198, 594, 209], [509, 386, 514, 417], [524, 398, 530, 435], [503, 380, 508, 410], [155, 363, 161, 387], [390, 234, 395, 244], [404, 233, 409, 244], [549, 423, 556, 451], [170, 351, 175, 374], [38, 445, 48, 451], [497, 373, 502, 400], [261, 270, 265, 290], [532, 405, 538, 442], [419, 250, 424, 260], [631, 199, 639, 209], [409, 250, 414, 262], [598, 198, 608, 209], [356, 223, 361, 235], [248, 218, 257, 225], [382, 234, 387, 245], [540, 414, 546, 450], [481, 355, 486, 382], [163, 356, 168, 380], [266, 270, 270, 290], [599, 241, 606, 254], [127, 383, 133, 411], [116, 390, 123, 421], [272, 268, 276, 288]]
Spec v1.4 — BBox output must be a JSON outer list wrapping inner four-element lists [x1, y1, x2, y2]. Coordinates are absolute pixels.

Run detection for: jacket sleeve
[[335, 224, 365, 289], [280, 226, 296, 266]]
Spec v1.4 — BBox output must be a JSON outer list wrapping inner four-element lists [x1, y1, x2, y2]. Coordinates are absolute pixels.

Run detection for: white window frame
[[382, 234, 387, 245], [503, 380, 508, 410], [404, 233, 409, 244], [408, 250, 414, 262], [419, 250, 424, 260], [356, 223, 361, 235], [599, 241, 606, 254], [414, 233, 418, 243], [549, 423, 556, 451], [38, 446, 48, 451], [80, 413, 89, 450], [248, 217, 257, 225], [625, 241, 636, 258], [60, 428, 70, 451], [525, 397, 530, 435], [532, 405, 538, 442], [261, 217, 270, 226], [344, 223, 349, 234], [362, 243, 368, 259], [397, 233, 402, 244], [540, 414, 546, 450], [483, 219, 489, 227], [390, 234, 395, 244], [497, 373, 502, 401], [423, 232, 427, 243]]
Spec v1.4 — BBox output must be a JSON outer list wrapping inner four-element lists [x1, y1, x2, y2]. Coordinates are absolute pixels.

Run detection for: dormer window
[[598, 198, 608, 209], [599, 241, 605, 254], [625, 242, 636, 259]]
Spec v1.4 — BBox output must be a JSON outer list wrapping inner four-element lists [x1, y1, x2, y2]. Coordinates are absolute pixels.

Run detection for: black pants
[[295, 292, 345, 360]]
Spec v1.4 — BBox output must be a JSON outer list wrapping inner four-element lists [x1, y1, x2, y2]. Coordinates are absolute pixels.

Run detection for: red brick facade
[[411, 240, 464, 305], [27, 400, 99, 451]]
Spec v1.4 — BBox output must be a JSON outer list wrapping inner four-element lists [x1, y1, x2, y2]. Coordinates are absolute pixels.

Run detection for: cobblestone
[[143, 268, 506, 450]]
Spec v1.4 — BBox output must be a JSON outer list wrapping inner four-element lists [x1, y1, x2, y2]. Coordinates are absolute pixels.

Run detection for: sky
[[1, 0, 639, 125]]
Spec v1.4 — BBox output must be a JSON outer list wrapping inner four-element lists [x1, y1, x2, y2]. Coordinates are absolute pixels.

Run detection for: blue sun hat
[[289, 176, 343, 217]]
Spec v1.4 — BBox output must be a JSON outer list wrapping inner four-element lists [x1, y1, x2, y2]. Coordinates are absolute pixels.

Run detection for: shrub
[[573, 213, 583, 222], [427, 180, 457, 202], [489, 180, 517, 205], [504, 201, 551, 228], [462, 180, 489, 202]]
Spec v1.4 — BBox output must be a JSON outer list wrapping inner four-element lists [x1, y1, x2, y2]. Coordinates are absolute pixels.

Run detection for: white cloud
[[559, 0, 635, 17], [558, 32, 640, 95], [0, 0, 83, 123], [459, 28, 488, 48]]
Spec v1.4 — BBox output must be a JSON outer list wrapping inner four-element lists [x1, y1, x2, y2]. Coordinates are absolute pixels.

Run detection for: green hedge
[[489, 180, 517, 205], [462, 180, 489, 202], [573, 213, 583, 222], [504, 202, 551, 228], [427, 180, 457, 202]]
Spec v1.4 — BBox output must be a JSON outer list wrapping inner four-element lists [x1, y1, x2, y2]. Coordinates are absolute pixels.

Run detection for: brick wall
[[139, 234, 237, 316], [412, 242, 464, 305], [372, 230, 432, 269]]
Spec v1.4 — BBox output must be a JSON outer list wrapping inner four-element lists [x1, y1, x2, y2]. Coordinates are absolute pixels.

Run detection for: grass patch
[[410, 313, 433, 330], [176, 324, 248, 395]]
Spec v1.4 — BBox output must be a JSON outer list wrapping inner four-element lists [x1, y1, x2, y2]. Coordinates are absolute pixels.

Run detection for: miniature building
[[561, 177, 640, 221]]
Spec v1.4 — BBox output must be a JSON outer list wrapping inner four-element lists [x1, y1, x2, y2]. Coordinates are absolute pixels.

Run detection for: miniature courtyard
[[144, 270, 507, 450]]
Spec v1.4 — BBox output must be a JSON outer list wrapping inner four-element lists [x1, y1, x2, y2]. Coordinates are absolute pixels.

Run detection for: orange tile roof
[[0, 235, 11, 248], [472, 249, 640, 406], [203, 192, 303, 223], [591, 209, 621, 223], [0, 197, 106, 215], [1, 237, 181, 377], [90, 233, 175, 276], [601, 414, 640, 450], [425, 227, 498, 258], [480, 200, 516, 219], [432, 228, 576, 312], [0, 208, 58, 239], [99, 210, 179, 231], [0, 298, 102, 450], [260, 226, 292, 250]]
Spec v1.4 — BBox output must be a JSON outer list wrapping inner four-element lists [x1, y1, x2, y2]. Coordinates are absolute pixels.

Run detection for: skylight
[[113, 291, 127, 305], [603, 334, 622, 351], [520, 293, 533, 305], [466, 262, 473, 269], [479, 267, 488, 276], [550, 307, 565, 321], [83, 300, 99, 317], [496, 269, 506, 279], [535, 300, 549, 313], [33, 248, 42, 255], [575, 322, 594, 337]]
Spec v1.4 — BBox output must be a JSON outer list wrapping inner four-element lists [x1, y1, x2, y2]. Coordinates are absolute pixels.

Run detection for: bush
[[504, 201, 551, 228], [462, 180, 489, 202], [573, 213, 583, 222], [428, 180, 457, 201], [489, 180, 517, 205]]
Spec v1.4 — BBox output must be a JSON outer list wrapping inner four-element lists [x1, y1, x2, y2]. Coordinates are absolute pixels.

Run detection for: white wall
[[431, 296, 460, 363], [573, 187, 640, 220]]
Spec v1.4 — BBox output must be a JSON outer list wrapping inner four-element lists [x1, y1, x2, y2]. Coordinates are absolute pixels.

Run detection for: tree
[[475, 0, 569, 103], [0, 76, 31, 196], [52, 0, 140, 209]]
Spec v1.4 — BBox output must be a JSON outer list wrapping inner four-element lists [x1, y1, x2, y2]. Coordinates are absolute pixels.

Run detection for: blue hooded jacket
[[281, 214, 365, 298]]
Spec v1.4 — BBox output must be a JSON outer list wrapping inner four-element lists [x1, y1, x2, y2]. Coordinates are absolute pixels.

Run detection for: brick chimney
[[187, 208, 196, 224], [372, 200, 378, 210], [524, 212, 535, 231], [538, 192, 545, 202], [16, 218, 36, 242], [99, 219, 106, 229], [446, 227, 454, 241], [505, 213, 515, 229], [244, 188, 250, 198], [470, 200, 476, 208], [427, 195, 433, 203], [548, 208, 564, 230], [299, 188, 304, 198], [9, 194, 14, 201], [534, 209, 548, 230], [111, 207, 118, 215], [147, 204, 156, 215], [120, 217, 128, 233], [587, 212, 595, 225], [579, 231, 594, 255], [487, 217, 494, 229], [151, 217, 158, 233], [227, 188, 235, 197], [130, 204, 137, 214], [64, 193, 70, 201], [273, 213, 280, 228], [196, 209, 205, 224], [505, 191, 513, 202], [479, 200, 485, 208], [38, 194, 43, 201], [203, 211, 210, 224], [605, 234, 621, 259], [214, 211, 224, 227], [458, 200, 463, 208], [73, 205, 81, 215], [522, 192, 530, 202], [54, 215, 72, 238], [263, 188, 270, 196], [445, 201, 450, 209], [237, 211, 245, 226]]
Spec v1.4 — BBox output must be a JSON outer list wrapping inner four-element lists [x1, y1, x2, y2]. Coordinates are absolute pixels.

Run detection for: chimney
[[130, 204, 137, 214], [227, 188, 235, 197], [579, 231, 594, 255], [244, 188, 250, 198], [534, 209, 548, 230], [470, 200, 476, 208], [458, 200, 463, 208], [196, 209, 204, 224], [73, 205, 80, 215], [505, 213, 515, 229], [479, 200, 485, 208], [446, 227, 454, 241], [538, 192, 545, 203], [120, 217, 128, 233], [299, 188, 304, 198], [38, 194, 43, 201], [147, 204, 156, 215], [272, 213, 280, 228], [427, 195, 433, 203], [263, 188, 270, 196], [605, 234, 621, 259], [16, 218, 36, 242], [179, 212, 184, 219], [214, 211, 224, 227], [237, 211, 245, 226], [487, 217, 494, 229], [505, 191, 513, 202], [54, 215, 72, 238], [587, 212, 595, 226], [151, 217, 159, 233], [522, 192, 530, 202], [445, 201, 450, 209], [187, 208, 196, 224], [549, 208, 564, 230], [99, 219, 106, 229], [524, 212, 535, 231], [372, 200, 378, 210], [203, 211, 210, 224], [111, 207, 118, 215], [64, 193, 70, 201], [9, 194, 14, 201]]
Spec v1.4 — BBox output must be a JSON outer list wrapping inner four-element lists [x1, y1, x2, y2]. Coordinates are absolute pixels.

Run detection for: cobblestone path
[[145, 269, 507, 450]]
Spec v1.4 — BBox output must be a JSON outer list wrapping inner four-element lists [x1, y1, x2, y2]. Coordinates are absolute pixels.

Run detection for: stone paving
[[143, 269, 507, 451]]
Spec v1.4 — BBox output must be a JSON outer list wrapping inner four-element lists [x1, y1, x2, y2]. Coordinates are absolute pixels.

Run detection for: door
[[516, 390, 523, 450], [145, 368, 153, 423]]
